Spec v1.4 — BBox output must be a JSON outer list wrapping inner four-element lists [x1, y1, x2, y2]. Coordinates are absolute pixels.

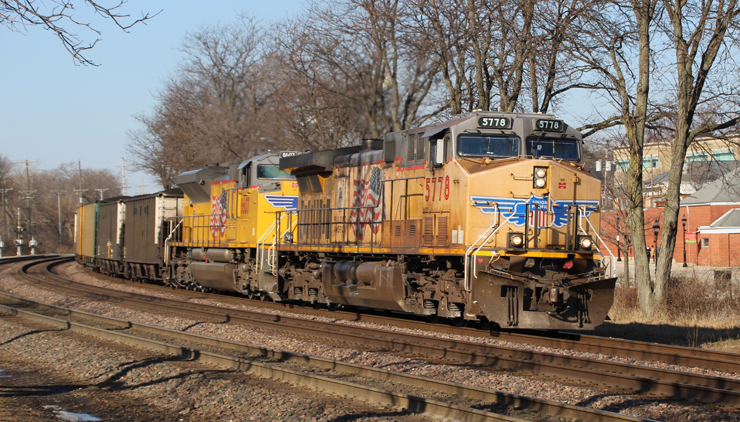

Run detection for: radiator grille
[[437, 216, 448, 246], [423, 216, 434, 246]]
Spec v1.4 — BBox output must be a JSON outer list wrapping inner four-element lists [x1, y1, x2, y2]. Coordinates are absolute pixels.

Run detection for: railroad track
[[68, 259, 740, 377], [0, 256, 656, 422], [17, 258, 740, 409]]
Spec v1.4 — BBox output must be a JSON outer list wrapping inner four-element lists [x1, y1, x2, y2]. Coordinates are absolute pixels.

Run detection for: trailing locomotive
[[75, 112, 616, 330]]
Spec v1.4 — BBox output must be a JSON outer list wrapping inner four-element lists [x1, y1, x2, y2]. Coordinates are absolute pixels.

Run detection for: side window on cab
[[241, 164, 251, 187], [429, 137, 445, 168]]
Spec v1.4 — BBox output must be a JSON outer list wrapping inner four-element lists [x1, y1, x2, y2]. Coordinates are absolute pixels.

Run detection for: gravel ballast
[[1, 262, 739, 421]]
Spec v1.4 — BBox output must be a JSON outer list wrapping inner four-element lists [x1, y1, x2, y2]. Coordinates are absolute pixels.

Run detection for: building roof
[[698, 208, 740, 234], [681, 168, 740, 205], [714, 208, 740, 227], [646, 170, 670, 185]]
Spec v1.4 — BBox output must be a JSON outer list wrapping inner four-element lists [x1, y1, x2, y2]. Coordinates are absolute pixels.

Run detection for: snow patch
[[43, 405, 101, 421]]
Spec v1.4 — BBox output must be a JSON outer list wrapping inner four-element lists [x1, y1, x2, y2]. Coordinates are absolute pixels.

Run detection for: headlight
[[533, 166, 547, 189], [579, 236, 593, 250], [508, 233, 524, 248]]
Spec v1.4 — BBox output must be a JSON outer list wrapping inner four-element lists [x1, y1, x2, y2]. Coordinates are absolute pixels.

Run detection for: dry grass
[[591, 275, 740, 351]]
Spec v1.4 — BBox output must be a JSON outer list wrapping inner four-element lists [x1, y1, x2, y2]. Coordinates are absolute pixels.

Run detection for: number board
[[280, 151, 299, 157], [478, 117, 512, 129], [535, 119, 564, 132]]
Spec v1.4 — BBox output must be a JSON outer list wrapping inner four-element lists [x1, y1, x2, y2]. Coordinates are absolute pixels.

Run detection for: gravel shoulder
[[1, 261, 740, 421], [0, 315, 435, 422]]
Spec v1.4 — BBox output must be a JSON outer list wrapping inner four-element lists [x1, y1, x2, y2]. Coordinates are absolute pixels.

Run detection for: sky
[[0, 1, 299, 195], [0, 1, 604, 197]]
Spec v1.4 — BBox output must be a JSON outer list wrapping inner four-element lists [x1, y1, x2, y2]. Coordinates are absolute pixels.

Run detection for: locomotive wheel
[[478, 317, 491, 331], [450, 317, 468, 327], [426, 315, 440, 324]]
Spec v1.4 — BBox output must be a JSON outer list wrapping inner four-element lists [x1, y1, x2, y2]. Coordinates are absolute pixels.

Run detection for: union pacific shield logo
[[470, 194, 598, 228], [265, 195, 298, 211]]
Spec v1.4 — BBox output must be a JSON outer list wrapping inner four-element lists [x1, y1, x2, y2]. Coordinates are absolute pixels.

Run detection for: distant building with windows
[[611, 136, 740, 209]]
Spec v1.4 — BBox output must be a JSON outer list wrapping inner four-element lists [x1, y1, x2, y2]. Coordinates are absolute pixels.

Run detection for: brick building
[[610, 136, 740, 209], [600, 171, 740, 267]]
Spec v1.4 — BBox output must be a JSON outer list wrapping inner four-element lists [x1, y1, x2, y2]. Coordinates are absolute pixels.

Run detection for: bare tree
[[568, 0, 660, 314], [128, 15, 275, 188], [408, 0, 470, 115], [0, 160, 120, 255], [271, 0, 438, 141], [1, 0, 158, 65], [654, 0, 740, 312]]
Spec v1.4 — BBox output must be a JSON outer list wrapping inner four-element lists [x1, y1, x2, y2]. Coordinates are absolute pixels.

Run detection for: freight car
[[75, 112, 616, 330], [74, 191, 182, 280]]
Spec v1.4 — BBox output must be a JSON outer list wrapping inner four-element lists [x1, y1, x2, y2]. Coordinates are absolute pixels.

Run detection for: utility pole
[[16, 160, 38, 243], [0, 187, 11, 258], [74, 160, 88, 205], [121, 158, 129, 196], [52, 190, 67, 245], [15, 208, 23, 256], [95, 188, 109, 200]]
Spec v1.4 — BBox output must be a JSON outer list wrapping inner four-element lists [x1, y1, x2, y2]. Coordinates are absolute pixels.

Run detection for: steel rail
[[20, 258, 740, 409], [0, 254, 60, 264], [245, 294, 740, 375], [0, 288, 653, 422], [54, 256, 740, 376]]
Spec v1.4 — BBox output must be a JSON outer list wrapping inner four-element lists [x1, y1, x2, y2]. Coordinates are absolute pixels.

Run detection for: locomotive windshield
[[257, 164, 294, 180], [457, 135, 520, 158], [525, 137, 580, 161]]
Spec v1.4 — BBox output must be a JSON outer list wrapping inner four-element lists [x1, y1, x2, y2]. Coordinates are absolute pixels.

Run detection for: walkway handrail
[[579, 206, 616, 278], [163, 219, 183, 265]]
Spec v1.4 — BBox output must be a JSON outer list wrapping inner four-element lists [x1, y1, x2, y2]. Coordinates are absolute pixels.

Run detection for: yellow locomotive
[[167, 152, 299, 298], [278, 112, 615, 329], [165, 112, 615, 330]]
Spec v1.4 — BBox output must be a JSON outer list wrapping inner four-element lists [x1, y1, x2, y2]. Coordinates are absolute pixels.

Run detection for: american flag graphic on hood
[[210, 188, 228, 239], [350, 166, 385, 241]]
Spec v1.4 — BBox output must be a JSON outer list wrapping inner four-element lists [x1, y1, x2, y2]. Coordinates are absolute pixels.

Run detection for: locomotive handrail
[[268, 218, 298, 275], [382, 176, 425, 182], [256, 214, 286, 274], [290, 205, 381, 246], [163, 219, 183, 265], [464, 212, 498, 291], [471, 207, 517, 279], [579, 206, 616, 278], [463, 203, 516, 291]]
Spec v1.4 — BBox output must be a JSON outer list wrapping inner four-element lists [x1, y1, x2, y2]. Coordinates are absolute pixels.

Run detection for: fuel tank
[[190, 261, 238, 292], [321, 261, 410, 311], [191, 248, 234, 262]]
